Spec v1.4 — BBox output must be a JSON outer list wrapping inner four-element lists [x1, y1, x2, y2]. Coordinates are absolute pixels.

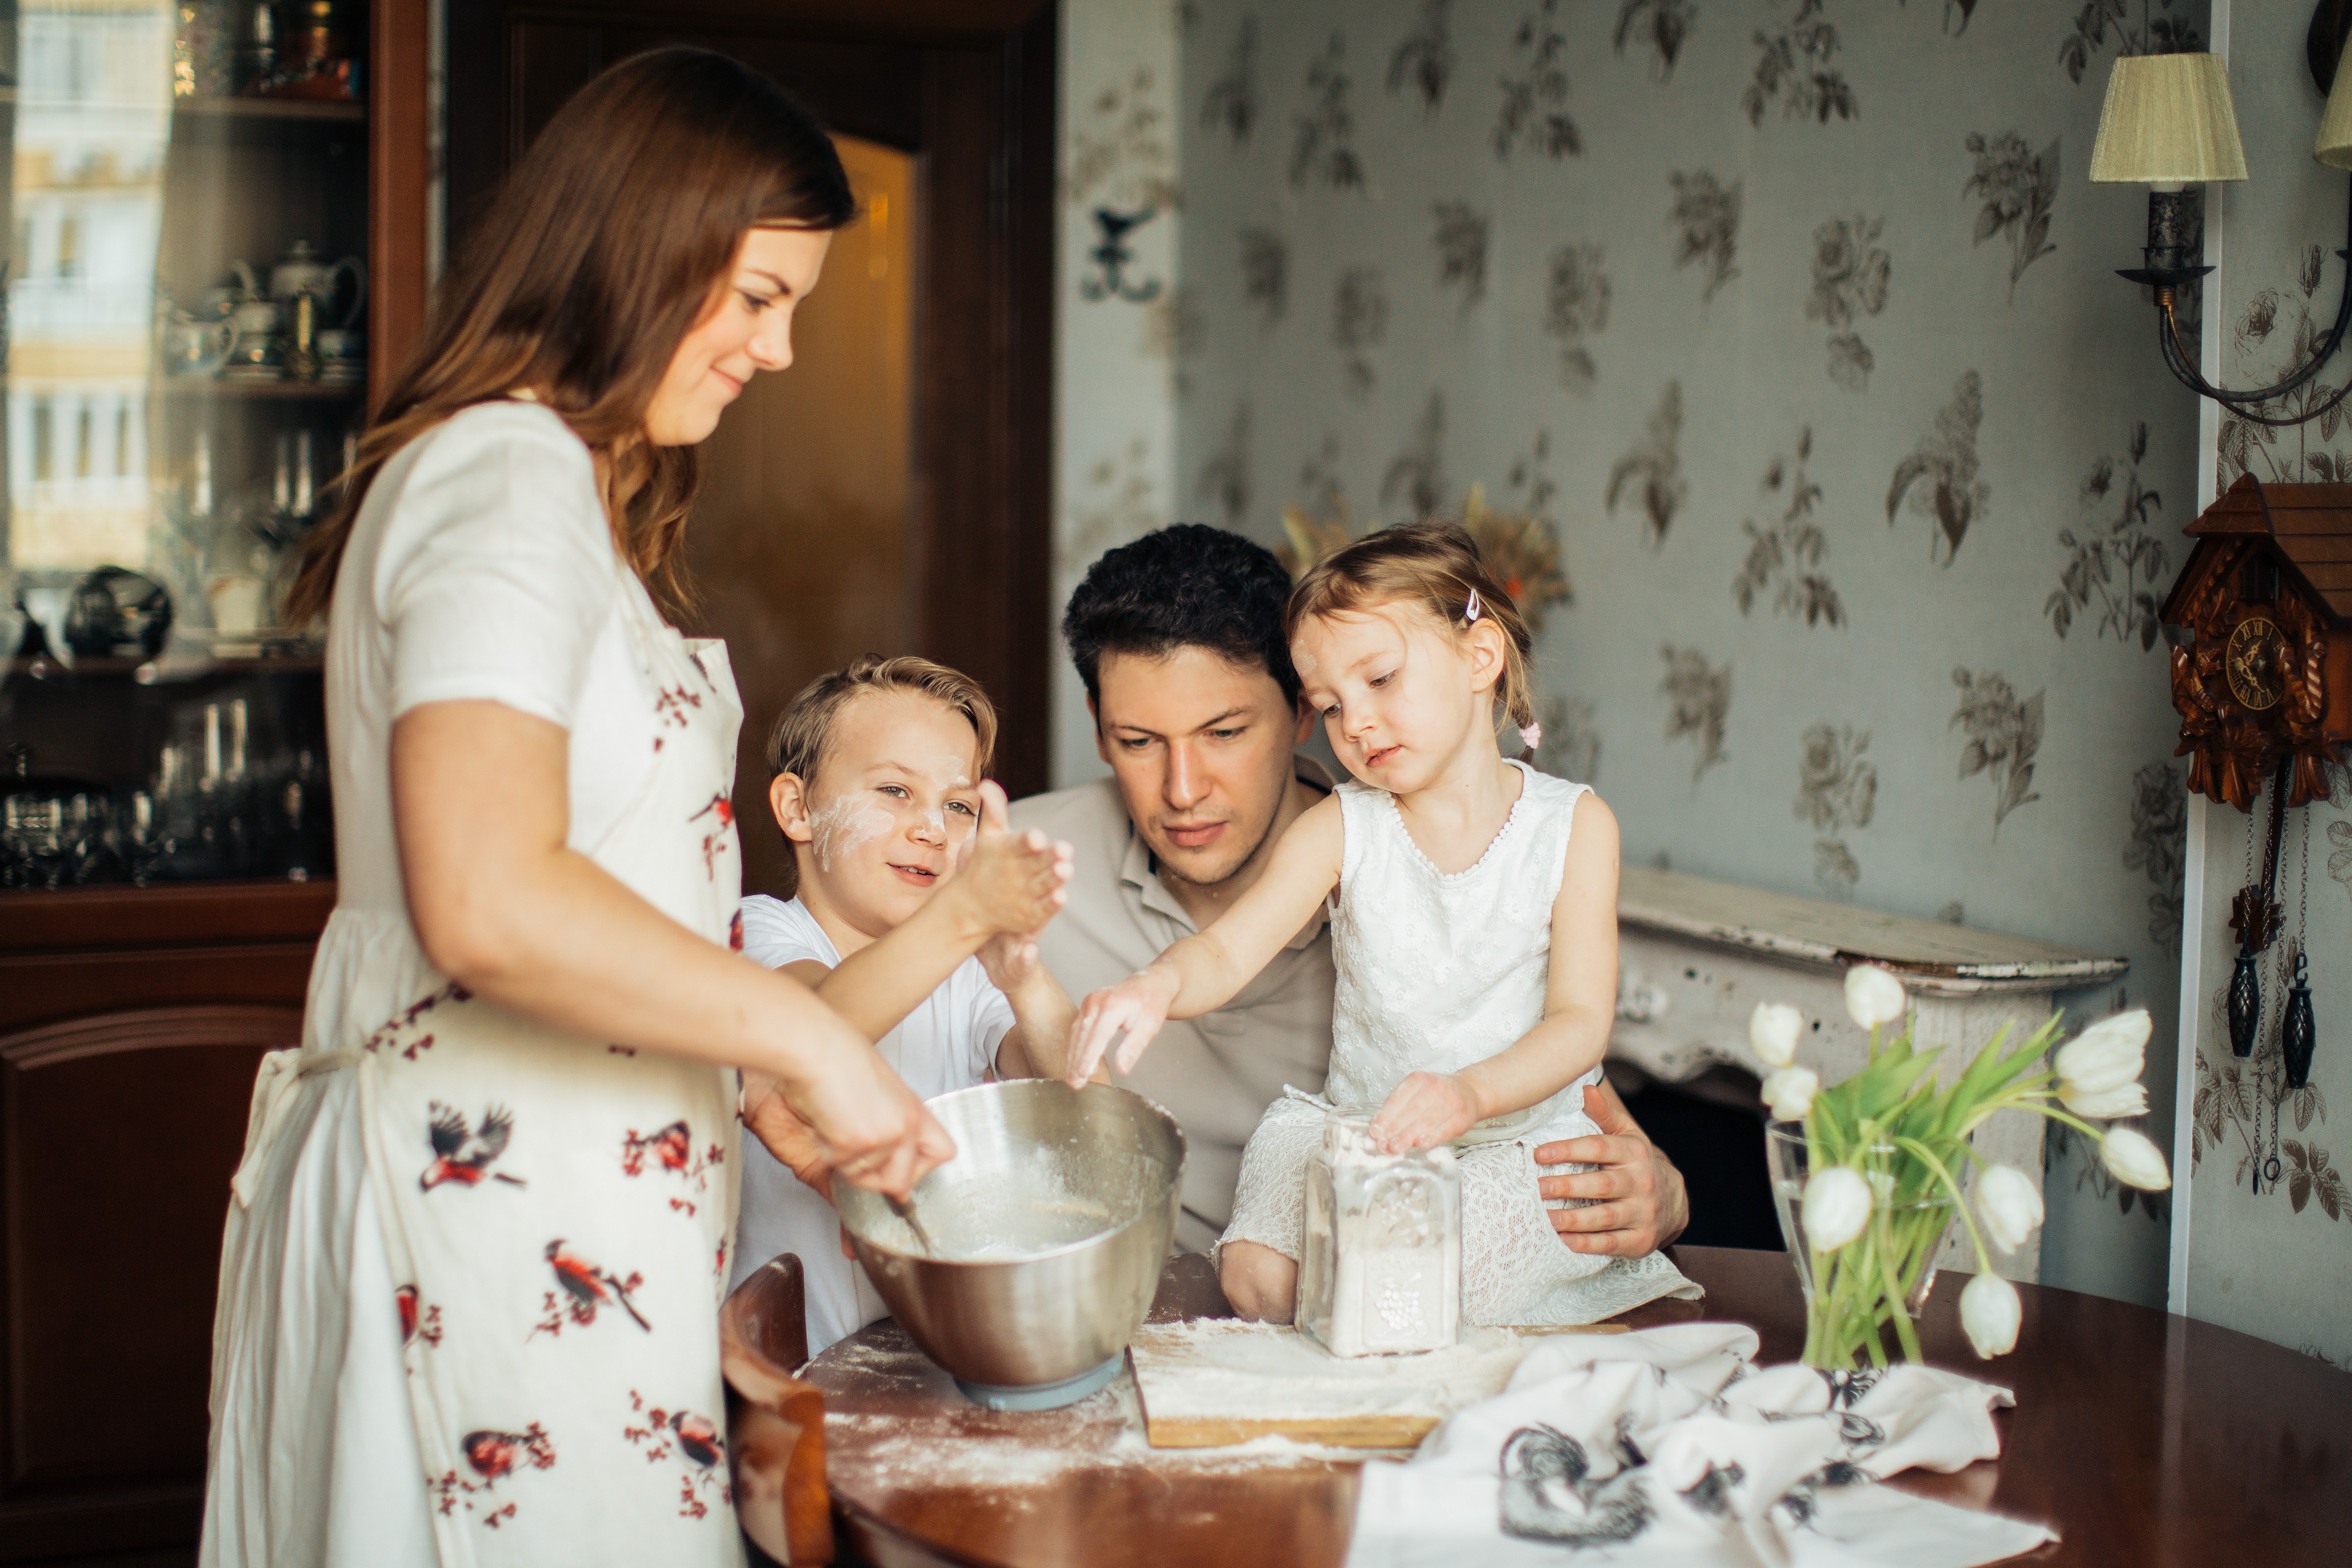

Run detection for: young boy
[[729, 654, 1088, 1353]]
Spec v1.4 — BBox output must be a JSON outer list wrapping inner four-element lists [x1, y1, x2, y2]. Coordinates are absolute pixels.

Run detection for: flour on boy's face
[[788, 690, 984, 938]]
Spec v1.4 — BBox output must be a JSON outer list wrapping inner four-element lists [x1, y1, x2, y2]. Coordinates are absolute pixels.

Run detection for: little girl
[[1071, 523, 1695, 1327]]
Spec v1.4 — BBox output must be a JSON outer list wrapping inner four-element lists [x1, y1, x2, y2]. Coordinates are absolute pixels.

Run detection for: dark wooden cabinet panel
[[0, 890, 326, 1563], [0, 880, 335, 958], [0, 1005, 303, 1560], [0, 945, 320, 1038]]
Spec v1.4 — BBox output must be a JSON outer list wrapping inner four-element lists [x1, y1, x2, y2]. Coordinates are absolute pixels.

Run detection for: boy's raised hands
[[941, 780, 1074, 944]]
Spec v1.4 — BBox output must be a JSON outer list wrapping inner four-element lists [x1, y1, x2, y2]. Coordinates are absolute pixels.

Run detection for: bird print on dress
[[620, 1119, 726, 1218], [427, 1423, 557, 1528], [651, 681, 706, 753], [420, 1102, 528, 1190], [396, 1283, 444, 1354], [623, 1390, 732, 1520], [532, 1239, 651, 1337], [689, 792, 735, 880], [361, 981, 472, 1062]]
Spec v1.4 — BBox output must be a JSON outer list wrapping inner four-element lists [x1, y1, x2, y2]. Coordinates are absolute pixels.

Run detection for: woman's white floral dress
[[203, 401, 751, 1567]]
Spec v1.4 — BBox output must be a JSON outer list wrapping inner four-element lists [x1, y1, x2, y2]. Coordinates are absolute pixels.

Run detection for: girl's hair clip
[[1519, 722, 1543, 752], [1463, 589, 1483, 625]]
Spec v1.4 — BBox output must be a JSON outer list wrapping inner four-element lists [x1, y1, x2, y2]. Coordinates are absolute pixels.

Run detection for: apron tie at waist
[[230, 1048, 366, 1208]]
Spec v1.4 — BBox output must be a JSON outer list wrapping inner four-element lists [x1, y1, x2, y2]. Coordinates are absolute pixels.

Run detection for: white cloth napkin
[[1348, 1324, 2054, 1568]]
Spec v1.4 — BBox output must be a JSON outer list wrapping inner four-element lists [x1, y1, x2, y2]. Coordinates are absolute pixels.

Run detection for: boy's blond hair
[[764, 655, 1000, 894], [1283, 521, 1537, 734]]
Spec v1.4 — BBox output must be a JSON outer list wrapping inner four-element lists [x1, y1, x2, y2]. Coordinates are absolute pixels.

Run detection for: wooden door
[[446, 1, 1056, 898]]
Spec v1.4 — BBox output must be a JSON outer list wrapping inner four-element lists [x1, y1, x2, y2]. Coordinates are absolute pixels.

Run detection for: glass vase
[[1766, 1124, 1955, 1370]]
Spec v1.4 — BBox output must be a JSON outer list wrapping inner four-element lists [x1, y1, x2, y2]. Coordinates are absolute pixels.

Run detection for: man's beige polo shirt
[[1011, 759, 1335, 1252]]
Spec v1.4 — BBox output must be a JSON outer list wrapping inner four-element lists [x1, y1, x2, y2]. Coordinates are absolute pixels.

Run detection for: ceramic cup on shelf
[[222, 296, 286, 379], [203, 259, 263, 321], [165, 317, 234, 376], [314, 326, 365, 382]]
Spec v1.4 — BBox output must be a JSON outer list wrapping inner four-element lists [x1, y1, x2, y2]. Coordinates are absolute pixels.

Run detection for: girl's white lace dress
[[1219, 761, 1698, 1325]]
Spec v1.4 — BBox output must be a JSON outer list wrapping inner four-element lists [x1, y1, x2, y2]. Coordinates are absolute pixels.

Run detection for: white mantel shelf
[[1611, 868, 2133, 1283], [1618, 867, 2130, 997]]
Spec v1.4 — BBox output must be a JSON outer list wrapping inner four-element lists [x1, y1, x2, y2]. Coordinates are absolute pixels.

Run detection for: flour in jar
[[1297, 1116, 1462, 1356]]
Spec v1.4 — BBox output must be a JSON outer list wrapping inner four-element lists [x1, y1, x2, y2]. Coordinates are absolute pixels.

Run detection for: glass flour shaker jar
[[1297, 1114, 1462, 1357]]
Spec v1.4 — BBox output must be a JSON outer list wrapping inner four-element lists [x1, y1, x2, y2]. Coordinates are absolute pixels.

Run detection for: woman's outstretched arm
[[392, 698, 952, 1197]]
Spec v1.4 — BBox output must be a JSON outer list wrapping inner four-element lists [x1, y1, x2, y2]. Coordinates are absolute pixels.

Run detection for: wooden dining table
[[803, 1244, 2352, 1568]]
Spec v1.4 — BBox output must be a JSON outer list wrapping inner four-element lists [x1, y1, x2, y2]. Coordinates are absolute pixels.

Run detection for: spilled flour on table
[[818, 1320, 1544, 1503], [1128, 1318, 1528, 1424], [823, 1361, 1371, 1502]]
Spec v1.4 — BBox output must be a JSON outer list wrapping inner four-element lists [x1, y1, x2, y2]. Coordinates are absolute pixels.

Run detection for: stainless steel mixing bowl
[[835, 1079, 1185, 1408]]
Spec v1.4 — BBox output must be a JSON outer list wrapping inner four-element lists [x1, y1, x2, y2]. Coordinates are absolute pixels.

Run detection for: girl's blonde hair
[[1284, 520, 1536, 734]]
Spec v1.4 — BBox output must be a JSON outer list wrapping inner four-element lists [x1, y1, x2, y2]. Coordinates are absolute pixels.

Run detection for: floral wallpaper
[[1053, 3, 1187, 782], [1164, 0, 2209, 1308]]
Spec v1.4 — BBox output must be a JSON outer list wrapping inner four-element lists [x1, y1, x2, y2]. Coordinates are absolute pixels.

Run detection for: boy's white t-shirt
[[728, 893, 1017, 1356]]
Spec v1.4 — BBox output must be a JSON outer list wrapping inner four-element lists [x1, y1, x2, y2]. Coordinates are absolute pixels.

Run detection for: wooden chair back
[[720, 1252, 832, 1565]]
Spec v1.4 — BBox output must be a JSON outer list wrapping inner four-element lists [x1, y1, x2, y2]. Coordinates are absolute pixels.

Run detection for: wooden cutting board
[[1129, 1319, 1628, 1449]]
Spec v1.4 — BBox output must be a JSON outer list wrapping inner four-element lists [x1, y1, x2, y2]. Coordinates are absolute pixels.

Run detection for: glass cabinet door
[[1, 2, 373, 891]]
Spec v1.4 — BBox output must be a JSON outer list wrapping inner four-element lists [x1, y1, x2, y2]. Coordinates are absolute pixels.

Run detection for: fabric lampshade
[[2089, 53, 2249, 184], [2320, 39, 2352, 168]]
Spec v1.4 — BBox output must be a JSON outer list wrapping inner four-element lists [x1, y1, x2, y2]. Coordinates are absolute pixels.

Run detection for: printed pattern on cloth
[[1349, 1323, 2054, 1568], [352, 588, 747, 1563]]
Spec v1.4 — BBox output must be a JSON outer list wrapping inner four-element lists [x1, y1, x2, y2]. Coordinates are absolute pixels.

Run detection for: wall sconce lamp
[[2090, 17, 2352, 427]]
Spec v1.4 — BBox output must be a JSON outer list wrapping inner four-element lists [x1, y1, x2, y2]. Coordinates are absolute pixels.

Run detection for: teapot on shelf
[[266, 240, 366, 328]]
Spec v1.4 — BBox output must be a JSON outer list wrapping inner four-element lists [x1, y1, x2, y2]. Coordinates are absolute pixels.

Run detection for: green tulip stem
[[1870, 1199, 1924, 1364], [1895, 1135, 1996, 1276]]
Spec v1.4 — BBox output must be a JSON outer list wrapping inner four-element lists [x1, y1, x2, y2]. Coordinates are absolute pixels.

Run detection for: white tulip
[[1960, 1271, 2021, 1358], [2099, 1127, 2172, 1191], [1762, 1065, 1819, 1123], [2058, 1079, 2149, 1120], [1801, 1166, 1873, 1251], [1750, 1002, 1804, 1069], [1845, 966, 1908, 1030], [2055, 1009, 2151, 1097], [1975, 1165, 2044, 1255]]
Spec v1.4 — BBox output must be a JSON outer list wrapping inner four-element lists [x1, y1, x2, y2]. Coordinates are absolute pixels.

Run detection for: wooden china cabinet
[[2, 1, 1050, 1558], [0, 4, 427, 1562]]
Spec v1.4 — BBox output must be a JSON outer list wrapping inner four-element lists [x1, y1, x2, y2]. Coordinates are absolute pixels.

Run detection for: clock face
[[2226, 615, 2286, 712]]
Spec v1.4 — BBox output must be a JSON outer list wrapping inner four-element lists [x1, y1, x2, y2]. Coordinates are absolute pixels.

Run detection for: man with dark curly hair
[[1014, 525, 1688, 1260]]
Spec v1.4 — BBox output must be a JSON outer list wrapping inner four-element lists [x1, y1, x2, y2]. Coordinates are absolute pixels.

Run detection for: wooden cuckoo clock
[[2160, 475, 2349, 1167], [2159, 474, 2352, 812]]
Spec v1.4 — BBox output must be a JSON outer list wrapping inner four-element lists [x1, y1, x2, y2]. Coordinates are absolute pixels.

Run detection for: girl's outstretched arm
[[1369, 791, 1621, 1153], [1066, 794, 1345, 1084], [981, 933, 1103, 1085]]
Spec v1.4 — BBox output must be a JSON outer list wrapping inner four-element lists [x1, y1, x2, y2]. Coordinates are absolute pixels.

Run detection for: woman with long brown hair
[[201, 49, 1032, 1563]]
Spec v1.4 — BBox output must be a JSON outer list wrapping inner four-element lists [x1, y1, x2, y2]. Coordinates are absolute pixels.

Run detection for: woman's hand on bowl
[[741, 1071, 831, 1192], [778, 1044, 956, 1200]]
